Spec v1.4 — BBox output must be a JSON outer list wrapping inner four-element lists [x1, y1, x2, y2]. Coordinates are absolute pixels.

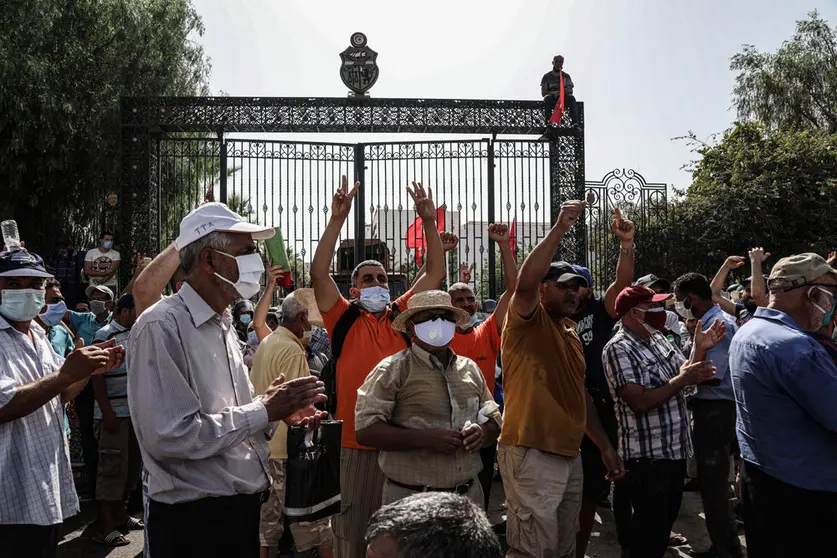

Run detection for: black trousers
[[741, 461, 837, 557], [75, 382, 98, 494], [691, 399, 742, 558], [0, 523, 61, 558], [147, 493, 263, 558], [618, 458, 686, 558], [543, 93, 579, 125], [478, 443, 497, 509]]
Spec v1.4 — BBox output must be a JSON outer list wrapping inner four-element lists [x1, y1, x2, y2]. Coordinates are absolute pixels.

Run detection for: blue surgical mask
[[39, 301, 67, 327], [358, 286, 390, 313], [0, 289, 46, 322], [239, 314, 252, 326], [102, 241, 113, 250]]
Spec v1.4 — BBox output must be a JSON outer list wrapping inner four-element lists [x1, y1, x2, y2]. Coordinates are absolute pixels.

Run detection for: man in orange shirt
[[311, 177, 445, 558], [447, 223, 517, 508]]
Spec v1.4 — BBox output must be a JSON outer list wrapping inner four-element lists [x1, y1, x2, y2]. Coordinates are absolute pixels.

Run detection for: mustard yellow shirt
[[251, 326, 310, 459]]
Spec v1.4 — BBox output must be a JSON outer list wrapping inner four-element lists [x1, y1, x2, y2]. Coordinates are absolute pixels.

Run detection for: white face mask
[[413, 317, 457, 347], [675, 300, 695, 320], [358, 285, 390, 313], [213, 250, 264, 300]]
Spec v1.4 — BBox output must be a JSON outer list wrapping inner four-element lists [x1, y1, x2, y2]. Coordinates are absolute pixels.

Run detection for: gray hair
[[281, 293, 307, 324], [448, 282, 474, 296], [179, 231, 234, 275], [366, 492, 502, 558]]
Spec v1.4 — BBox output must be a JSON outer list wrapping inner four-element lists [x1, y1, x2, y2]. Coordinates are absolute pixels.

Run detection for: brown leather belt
[[386, 477, 474, 496]]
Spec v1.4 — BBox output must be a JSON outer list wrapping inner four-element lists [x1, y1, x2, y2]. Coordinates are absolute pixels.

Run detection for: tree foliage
[[0, 0, 210, 253], [731, 11, 837, 133]]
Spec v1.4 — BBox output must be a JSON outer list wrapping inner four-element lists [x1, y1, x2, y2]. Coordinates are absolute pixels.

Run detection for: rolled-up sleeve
[[128, 318, 269, 461], [355, 359, 404, 431]]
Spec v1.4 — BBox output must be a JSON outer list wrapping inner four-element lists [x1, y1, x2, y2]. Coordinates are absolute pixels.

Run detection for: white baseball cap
[[175, 203, 275, 249]]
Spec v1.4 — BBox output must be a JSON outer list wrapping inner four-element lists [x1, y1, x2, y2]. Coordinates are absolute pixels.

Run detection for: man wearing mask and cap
[[498, 200, 624, 558], [128, 202, 328, 557], [0, 248, 124, 558], [311, 177, 445, 558], [356, 290, 502, 508], [635, 273, 690, 352], [251, 293, 335, 558], [603, 286, 724, 558], [709, 248, 771, 326], [729, 253, 837, 557], [233, 299, 255, 343], [569, 208, 635, 558]]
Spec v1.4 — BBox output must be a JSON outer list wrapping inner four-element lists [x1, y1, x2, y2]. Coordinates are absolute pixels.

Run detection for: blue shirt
[[68, 311, 110, 347], [92, 321, 130, 419], [729, 307, 837, 492], [692, 304, 738, 401], [47, 325, 75, 358]]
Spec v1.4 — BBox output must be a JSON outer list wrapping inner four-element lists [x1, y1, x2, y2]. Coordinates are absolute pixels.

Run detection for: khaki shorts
[[94, 417, 142, 502], [259, 458, 334, 551]]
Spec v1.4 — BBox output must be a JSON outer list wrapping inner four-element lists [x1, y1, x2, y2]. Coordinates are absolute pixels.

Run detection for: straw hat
[[391, 290, 471, 333], [293, 288, 324, 327]]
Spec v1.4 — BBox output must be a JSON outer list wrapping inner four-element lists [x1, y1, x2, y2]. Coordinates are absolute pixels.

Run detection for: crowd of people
[[1, 171, 836, 558]]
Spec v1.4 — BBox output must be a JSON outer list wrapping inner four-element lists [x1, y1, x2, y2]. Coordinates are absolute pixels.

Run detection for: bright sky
[[192, 0, 837, 191]]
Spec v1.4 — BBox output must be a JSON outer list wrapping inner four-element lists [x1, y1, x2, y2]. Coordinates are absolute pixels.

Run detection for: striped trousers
[[334, 447, 384, 558]]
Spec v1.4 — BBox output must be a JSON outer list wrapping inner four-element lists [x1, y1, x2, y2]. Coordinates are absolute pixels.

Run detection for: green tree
[[731, 11, 837, 133], [0, 0, 210, 252]]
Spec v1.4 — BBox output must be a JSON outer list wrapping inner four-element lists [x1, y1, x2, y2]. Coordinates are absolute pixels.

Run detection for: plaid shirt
[[603, 326, 691, 461], [48, 252, 79, 286], [308, 325, 332, 360]]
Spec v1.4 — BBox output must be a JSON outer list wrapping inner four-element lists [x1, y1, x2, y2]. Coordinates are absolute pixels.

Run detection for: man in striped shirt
[[91, 293, 140, 547], [602, 286, 723, 558]]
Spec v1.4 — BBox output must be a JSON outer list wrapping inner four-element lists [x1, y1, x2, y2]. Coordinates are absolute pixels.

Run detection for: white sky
[[192, 0, 837, 191]]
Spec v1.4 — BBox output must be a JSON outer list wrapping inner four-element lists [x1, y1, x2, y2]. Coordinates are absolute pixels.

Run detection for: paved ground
[[58, 482, 746, 557]]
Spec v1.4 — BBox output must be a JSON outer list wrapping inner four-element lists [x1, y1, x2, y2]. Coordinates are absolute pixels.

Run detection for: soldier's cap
[[768, 253, 837, 292]]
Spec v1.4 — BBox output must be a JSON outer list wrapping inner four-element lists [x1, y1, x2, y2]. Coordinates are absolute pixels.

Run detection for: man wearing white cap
[[0, 248, 124, 558], [127, 202, 328, 558]]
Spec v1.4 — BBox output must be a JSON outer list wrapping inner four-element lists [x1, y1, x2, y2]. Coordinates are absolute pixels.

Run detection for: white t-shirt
[[84, 248, 120, 287]]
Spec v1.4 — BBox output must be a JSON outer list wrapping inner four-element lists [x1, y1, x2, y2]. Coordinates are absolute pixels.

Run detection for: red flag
[[549, 72, 565, 125], [509, 219, 517, 260], [405, 207, 445, 265]]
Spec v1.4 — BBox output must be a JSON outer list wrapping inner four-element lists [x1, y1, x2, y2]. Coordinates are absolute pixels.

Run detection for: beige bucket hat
[[391, 290, 471, 333]]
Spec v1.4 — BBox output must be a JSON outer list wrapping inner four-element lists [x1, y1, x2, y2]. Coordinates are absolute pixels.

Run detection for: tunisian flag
[[549, 72, 565, 125], [406, 207, 445, 265], [509, 219, 518, 260]]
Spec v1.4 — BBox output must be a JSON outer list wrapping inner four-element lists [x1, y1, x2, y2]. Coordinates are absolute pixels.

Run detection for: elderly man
[[499, 200, 623, 558], [672, 273, 742, 558], [356, 290, 502, 508], [251, 293, 335, 558], [128, 202, 327, 558], [0, 249, 123, 558], [729, 254, 837, 557], [603, 286, 723, 558], [365, 492, 503, 558], [311, 177, 444, 558]]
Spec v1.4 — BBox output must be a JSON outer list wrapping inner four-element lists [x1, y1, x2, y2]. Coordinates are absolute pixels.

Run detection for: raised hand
[[265, 259, 286, 287], [611, 208, 635, 242], [748, 247, 771, 265], [440, 231, 459, 253], [331, 175, 360, 221], [694, 318, 727, 352], [134, 252, 149, 277], [407, 181, 437, 222], [459, 263, 474, 284], [557, 200, 586, 231], [724, 256, 746, 270], [488, 223, 510, 243], [829, 251, 837, 267]]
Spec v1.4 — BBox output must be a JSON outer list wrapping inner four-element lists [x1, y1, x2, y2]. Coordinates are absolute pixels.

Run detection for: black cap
[[115, 293, 135, 312], [0, 250, 53, 279], [543, 261, 589, 286], [634, 274, 671, 292]]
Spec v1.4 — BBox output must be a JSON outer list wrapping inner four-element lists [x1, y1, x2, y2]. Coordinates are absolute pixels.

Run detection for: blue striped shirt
[[93, 321, 130, 419]]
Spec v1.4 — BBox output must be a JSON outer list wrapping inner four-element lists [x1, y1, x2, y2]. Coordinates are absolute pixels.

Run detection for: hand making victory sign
[[332, 175, 360, 221]]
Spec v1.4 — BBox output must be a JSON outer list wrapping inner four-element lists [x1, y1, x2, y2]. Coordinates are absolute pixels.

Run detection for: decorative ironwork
[[340, 33, 379, 96], [584, 168, 668, 289], [121, 97, 583, 136]]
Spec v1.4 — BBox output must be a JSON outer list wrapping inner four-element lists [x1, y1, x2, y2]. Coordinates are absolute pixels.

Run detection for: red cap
[[614, 286, 672, 318]]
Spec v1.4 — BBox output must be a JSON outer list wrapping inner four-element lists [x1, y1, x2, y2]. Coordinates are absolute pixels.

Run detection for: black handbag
[[284, 420, 343, 523]]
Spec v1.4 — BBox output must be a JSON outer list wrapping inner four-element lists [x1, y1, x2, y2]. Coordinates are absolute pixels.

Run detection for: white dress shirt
[[0, 316, 78, 525], [127, 283, 272, 504]]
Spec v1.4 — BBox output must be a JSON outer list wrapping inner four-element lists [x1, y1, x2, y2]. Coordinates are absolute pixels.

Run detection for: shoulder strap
[[330, 302, 363, 360], [389, 302, 412, 347]]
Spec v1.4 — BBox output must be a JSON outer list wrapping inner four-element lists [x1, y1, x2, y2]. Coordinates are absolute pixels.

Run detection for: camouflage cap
[[768, 253, 837, 292]]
